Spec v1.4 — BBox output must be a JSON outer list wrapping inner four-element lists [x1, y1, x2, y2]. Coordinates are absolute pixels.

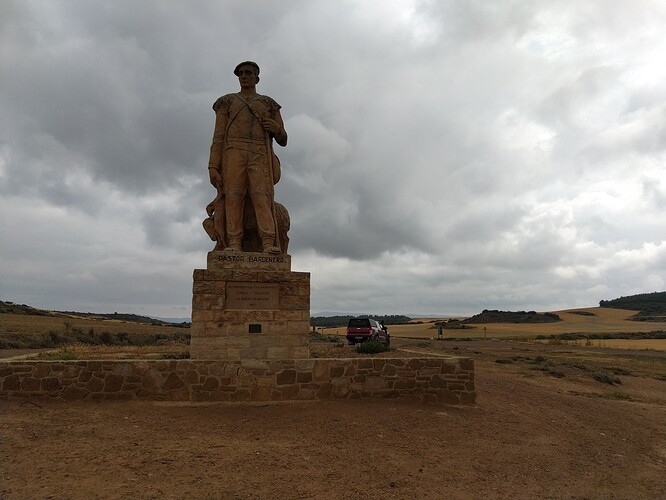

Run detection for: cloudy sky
[[1, 1, 665, 319]]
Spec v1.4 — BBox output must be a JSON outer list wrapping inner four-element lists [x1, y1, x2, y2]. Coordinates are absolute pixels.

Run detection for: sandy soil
[[2, 341, 666, 499]]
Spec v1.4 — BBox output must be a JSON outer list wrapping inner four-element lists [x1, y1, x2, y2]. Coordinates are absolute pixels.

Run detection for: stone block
[[275, 370, 296, 385], [265, 321, 288, 334], [192, 294, 225, 311], [41, 377, 62, 391], [232, 270, 259, 281], [203, 269, 235, 281], [162, 373, 185, 391], [266, 347, 290, 359], [280, 283, 310, 296], [364, 376, 387, 391], [251, 385, 272, 400], [192, 310, 217, 323], [286, 321, 309, 334], [32, 364, 52, 378], [282, 384, 300, 400], [293, 359, 315, 371], [239, 347, 268, 359], [273, 310, 307, 321], [280, 295, 309, 310], [193, 281, 226, 295], [103, 373, 124, 392], [298, 388, 316, 400], [86, 377, 104, 392], [202, 377, 219, 391], [21, 377, 41, 392], [63, 386, 89, 400], [440, 363, 456, 374], [241, 359, 270, 371]]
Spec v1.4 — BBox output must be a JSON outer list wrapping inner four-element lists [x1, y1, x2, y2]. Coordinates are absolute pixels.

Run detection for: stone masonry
[[0, 357, 475, 404], [190, 251, 310, 359]]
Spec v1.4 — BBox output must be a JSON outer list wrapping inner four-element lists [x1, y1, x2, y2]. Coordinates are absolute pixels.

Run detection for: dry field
[[2, 337, 666, 499], [2, 306, 666, 498], [0, 313, 188, 337], [322, 307, 666, 346]]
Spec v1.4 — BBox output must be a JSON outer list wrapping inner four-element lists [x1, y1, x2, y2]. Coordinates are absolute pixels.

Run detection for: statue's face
[[237, 65, 258, 88]]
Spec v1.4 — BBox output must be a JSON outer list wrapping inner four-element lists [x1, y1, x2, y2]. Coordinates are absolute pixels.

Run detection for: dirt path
[[2, 352, 665, 499]]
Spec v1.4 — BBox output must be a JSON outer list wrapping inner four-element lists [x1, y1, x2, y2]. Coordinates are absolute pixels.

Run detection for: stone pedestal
[[190, 251, 310, 359]]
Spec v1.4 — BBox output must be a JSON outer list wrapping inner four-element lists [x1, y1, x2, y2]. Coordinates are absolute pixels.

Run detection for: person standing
[[207, 61, 288, 253]]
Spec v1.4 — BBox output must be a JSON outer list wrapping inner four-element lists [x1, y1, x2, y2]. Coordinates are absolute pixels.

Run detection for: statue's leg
[[222, 148, 247, 251], [247, 151, 278, 253]]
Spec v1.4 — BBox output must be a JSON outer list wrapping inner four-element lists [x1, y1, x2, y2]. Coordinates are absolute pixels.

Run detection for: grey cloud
[[2, 0, 665, 316]]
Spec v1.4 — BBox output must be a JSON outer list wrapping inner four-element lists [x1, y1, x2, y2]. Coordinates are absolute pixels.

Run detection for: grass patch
[[606, 391, 632, 400], [569, 390, 633, 401], [591, 372, 622, 385], [494, 358, 513, 364], [36, 348, 78, 360], [308, 332, 341, 343], [566, 361, 594, 372], [611, 366, 631, 376]]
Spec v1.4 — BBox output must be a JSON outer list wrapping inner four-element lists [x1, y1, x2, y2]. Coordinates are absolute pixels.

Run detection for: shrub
[[161, 351, 190, 359], [99, 331, 114, 344], [356, 341, 391, 355]]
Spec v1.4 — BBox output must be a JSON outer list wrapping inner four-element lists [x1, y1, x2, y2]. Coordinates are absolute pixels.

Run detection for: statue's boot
[[224, 238, 242, 252]]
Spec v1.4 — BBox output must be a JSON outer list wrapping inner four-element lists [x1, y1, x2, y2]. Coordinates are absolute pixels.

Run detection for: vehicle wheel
[[348, 340, 355, 346]]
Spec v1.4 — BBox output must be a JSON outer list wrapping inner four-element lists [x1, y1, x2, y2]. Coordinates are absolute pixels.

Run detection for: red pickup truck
[[346, 318, 390, 345]]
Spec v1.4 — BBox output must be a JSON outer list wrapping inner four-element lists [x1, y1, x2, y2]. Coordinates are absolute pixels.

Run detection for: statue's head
[[234, 61, 260, 85]]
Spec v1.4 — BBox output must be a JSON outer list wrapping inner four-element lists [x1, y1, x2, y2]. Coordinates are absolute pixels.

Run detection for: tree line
[[311, 315, 412, 328], [599, 291, 666, 316]]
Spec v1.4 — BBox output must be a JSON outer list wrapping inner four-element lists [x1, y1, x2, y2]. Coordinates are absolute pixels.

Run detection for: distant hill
[[463, 309, 561, 324], [599, 291, 666, 321], [0, 301, 53, 317], [0, 300, 189, 327]]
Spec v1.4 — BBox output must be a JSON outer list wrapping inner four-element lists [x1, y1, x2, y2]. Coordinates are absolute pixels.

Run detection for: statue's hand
[[209, 168, 222, 187], [261, 117, 281, 135]]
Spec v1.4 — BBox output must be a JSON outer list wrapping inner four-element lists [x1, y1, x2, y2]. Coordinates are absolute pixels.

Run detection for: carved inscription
[[226, 282, 280, 310], [215, 254, 286, 264]]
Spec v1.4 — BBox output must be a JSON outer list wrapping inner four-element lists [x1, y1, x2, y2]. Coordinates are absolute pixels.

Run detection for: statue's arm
[[272, 109, 288, 147], [260, 99, 287, 147], [208, 107, 227, 187]]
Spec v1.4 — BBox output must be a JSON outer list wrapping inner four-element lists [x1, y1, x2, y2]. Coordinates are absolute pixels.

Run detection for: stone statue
[[204, 61, 289, 254]]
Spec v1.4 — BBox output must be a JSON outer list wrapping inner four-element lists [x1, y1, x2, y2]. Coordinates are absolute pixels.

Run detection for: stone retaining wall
[[0, 357, 474, 404]]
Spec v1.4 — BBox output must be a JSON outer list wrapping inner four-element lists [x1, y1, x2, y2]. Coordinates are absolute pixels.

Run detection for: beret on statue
[[234, 61, 260, 76]]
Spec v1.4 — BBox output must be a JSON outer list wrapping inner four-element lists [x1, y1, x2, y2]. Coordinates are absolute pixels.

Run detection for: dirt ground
[[2, 340, 666, 499]]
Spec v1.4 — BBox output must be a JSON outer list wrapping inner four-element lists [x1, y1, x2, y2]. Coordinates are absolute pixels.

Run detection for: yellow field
[[319, 307, 666, 340], [590, 339, 666, 351], [0, 313, 188, 336]]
